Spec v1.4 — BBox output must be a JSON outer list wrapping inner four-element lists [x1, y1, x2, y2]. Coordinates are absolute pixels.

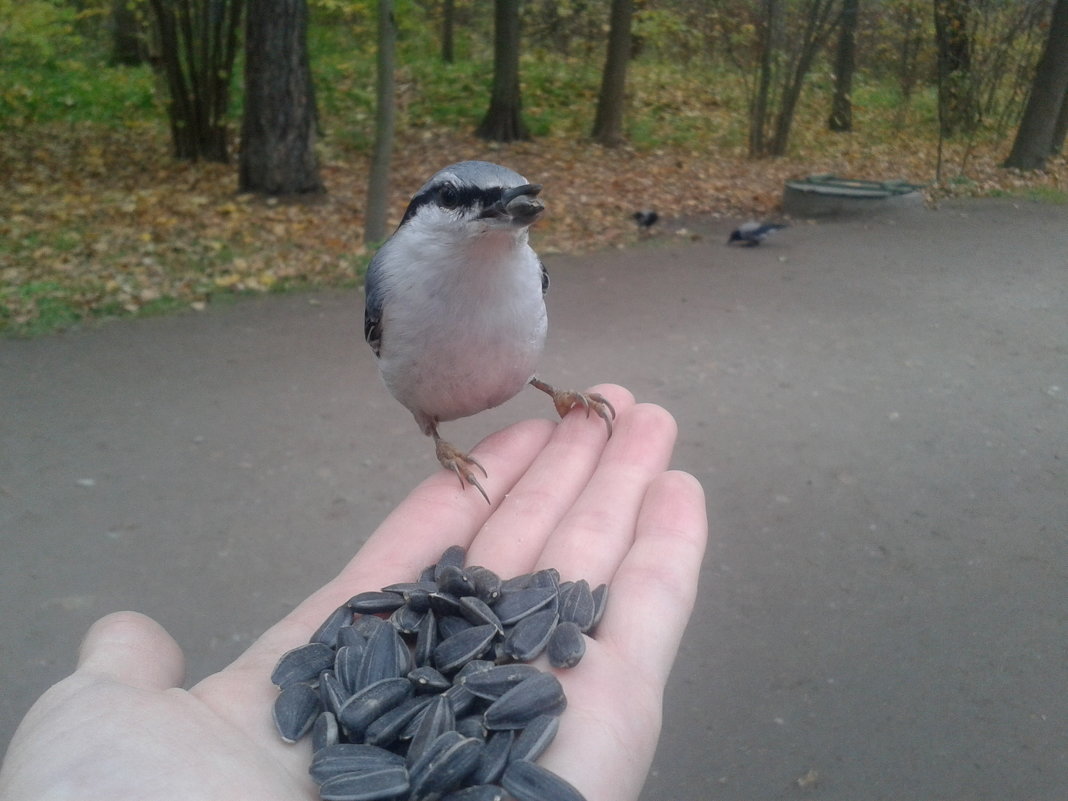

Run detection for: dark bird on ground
[[632, 210, 659, 231], [727, 221, 788, 246]]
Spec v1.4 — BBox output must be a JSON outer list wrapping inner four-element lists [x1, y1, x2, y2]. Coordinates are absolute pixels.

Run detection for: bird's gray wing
[[540, 259, 549, 296], [364, 250, 386, 358]]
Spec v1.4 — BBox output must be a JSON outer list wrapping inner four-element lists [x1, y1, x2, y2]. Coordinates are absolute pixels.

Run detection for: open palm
[[0, 386, 707, 801]]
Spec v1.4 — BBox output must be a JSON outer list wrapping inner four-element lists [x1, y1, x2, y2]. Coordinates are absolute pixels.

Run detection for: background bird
[[633, 209, 659, 231], [364, 161, 615, 503], [728, 220, 788, 246]]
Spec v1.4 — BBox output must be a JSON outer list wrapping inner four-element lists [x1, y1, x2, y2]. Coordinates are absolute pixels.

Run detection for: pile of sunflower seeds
[[271, 545, 607, 801]]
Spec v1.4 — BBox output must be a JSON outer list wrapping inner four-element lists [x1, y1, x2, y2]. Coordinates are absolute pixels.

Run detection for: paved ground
[[2, 198, 1066, 800]]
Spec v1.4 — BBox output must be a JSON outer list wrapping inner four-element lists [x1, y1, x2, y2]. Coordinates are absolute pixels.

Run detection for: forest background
[[2, 0, 1066, 337]]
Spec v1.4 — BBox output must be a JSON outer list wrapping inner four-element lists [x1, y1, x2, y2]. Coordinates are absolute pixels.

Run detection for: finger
[[597, 470, 708, 684], [76, 611, 185, 691], [239, 417, 557, 663], [535, 402, 679, 585], [466, 384, 636, 574]]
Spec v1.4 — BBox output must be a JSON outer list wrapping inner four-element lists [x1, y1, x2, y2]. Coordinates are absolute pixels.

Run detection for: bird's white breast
[[375, 223, 548, 431]]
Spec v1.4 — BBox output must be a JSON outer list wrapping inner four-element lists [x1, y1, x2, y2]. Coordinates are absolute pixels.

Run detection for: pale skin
[[0, 385, 708, 801]]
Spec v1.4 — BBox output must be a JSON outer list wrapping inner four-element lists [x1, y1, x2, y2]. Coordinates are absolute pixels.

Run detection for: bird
[[632, 209, 659, 231], [727, 220, 788, 247], [364, 161, 615, 503]]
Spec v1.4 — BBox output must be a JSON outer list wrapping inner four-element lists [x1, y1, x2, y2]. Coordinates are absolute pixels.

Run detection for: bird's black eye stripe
[[399, 184, 506, 225]]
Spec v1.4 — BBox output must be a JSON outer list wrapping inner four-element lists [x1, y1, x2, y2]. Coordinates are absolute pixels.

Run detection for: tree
[[365, 0, 397, 243], [749, 0, 841, 157], [442, 0, 455, 63], [476, 0, 529, 142], [591, 0, 634, 147], [239, 0, 322, 195], [1003, 0, 1068, 170], [146, 0, 244, 162], [933, 0, 979, 137], [827, 0, 859, 131], [110, 0, 145, 66]]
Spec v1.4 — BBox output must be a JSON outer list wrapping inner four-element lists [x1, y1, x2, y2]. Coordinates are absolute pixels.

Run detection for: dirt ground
[[2, 198, 1066, 799]]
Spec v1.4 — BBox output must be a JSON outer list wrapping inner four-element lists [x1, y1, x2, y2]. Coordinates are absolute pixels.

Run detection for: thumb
[[77, 611, 186, 691]]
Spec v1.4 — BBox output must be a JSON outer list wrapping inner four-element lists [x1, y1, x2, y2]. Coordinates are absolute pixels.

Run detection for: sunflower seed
[[433, 624, 498, 673], [312, 710, 340, 752], [467, 566, 502, 604], [363, 695, 433, 748], [501, 760, 586, 801], [557, 579, 595, 632], [355, 620, 407, 689], [412, 608, 438, 668], [338, 677, 414, 740], [434, 545, 467, 580], [499, 572, 533, 592], [409, 732, 482, 799], [429, 591, 465, 617], [312, 605, 355, 648], [337, 625, 368, 649], [469, 729, 514, 786], [589, 583, 608, 634], [271, 642, 335, 688], [509, 714, 559, 764], [319, 765, 411, 801], [483, 673, 566, 730], [546, 621, 586, 669], [335, 645, 363, 694], [441, 784, 507, 801], [460, 664, 542, 701], [437, 614, 474, 640], [492, 586, 558, 626], [347, 590, 407, 615], [438, 564, 477, 597], [319, 670, 347, 716], [310, 743, 406, 784], [406, 695, 457, 767], [441, 682, 479, 717], [390, 603, 427, 635], [528, 568, 560, 589], [382, 580, 438, 613], [408, 665, 450, 693], [502, 609, 558, 662], [455, 714, 487, 741], [351, 614, 388, 638], [273, 681, 323, 743], [459, 596, 504, 635]]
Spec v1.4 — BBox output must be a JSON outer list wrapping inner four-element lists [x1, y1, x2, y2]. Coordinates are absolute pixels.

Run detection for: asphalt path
[[2, 199, 1066, 799]]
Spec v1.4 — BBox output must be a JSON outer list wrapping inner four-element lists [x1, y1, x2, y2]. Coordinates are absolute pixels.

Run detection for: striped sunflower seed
[[557, 579, 595, 631], [408, 732, 483, 799], [492, 585, 558, 626], [501, 760, 586, 801], [502, 608, 558, 662], [441, 784, 506, 801], [483, 673, 566, 731], [337, 677, 413, 741], [271, 642, 335, 688], [309, 743, 406, 784], [318, 765, 410, 801], [509, 714, 558, 764], [546, 621, 586, 669], [273, 681, 323, 743], [432, 623, 497, 673]]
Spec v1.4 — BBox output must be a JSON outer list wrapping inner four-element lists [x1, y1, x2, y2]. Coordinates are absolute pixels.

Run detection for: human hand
[[0, 386, 707, 801]]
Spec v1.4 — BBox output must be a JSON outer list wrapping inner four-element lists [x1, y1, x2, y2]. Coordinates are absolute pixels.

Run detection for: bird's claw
[[434, 436, 491, 504], [530, 379, 616, 438]]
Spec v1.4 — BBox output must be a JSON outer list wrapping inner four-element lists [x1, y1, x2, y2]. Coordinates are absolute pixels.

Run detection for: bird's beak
[[479, 184, 544, 225]]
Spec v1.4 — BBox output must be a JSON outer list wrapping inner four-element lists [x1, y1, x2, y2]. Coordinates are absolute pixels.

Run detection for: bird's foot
[[434, 433, 490, 504], [529, 378, 616, 438]]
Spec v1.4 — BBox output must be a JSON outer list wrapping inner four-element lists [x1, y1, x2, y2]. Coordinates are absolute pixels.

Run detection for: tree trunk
[[767, 0, 839, 156], [591, 0, 633, 147], [933, 0, 978, 137], [365, 0, 396, 243], [475, 0, 530, 142], [111, 0, 145, 66], [147, 0, 244, 162], [827, 0, 859, 131], [1051, 84, 1068, 156], [442, 0, 455, 63], [239, 0, 323, 195], [748, 0, 778, 158], [1003, 0, 1068, 170]]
